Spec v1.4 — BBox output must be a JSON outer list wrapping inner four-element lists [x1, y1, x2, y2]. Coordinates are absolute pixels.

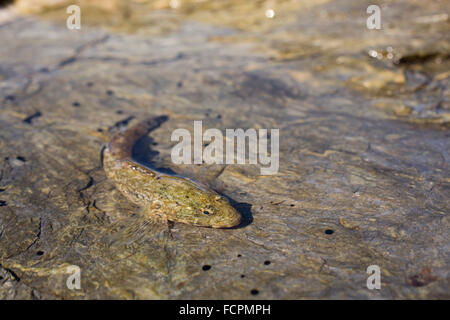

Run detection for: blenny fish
[[102, 116, 241, 228]]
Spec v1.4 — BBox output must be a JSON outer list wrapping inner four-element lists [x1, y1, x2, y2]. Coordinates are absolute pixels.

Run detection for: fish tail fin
[[107, 115, 168, 160]]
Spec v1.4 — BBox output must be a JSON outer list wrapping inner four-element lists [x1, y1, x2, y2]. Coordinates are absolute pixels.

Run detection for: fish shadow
[[132, 115, 177, 175]]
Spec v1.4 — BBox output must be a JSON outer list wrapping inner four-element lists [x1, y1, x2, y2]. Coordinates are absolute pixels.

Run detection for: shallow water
[[0, 0, 449, 299]]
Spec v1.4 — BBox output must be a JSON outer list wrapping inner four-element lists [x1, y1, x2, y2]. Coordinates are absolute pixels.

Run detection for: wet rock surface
[[0, 1, 449, 299]]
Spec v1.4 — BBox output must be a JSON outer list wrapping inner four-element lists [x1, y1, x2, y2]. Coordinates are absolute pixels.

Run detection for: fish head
[[162, 176, 242, 228]]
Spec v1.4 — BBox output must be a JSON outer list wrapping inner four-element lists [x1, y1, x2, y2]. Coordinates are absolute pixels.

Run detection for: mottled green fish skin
[[103, 117, 241, 228]]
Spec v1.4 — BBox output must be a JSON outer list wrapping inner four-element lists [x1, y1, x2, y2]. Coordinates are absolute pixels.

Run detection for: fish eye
[[202, 209, 213, 215]]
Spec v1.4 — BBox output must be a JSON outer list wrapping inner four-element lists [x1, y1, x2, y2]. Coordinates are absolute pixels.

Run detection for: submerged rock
[[0, 0, 449, 299]]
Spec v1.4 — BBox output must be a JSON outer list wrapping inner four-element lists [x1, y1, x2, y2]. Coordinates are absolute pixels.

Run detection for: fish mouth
[[211, 214, 242, 229]]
